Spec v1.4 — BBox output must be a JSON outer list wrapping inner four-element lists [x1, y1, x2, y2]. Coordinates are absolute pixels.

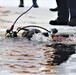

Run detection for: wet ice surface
[[0, 37, 43, 74], [0, 36, 76, 75], [0, 37, 55, 75]]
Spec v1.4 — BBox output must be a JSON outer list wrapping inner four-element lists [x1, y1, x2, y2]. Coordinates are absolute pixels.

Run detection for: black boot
[[19, 0, 24, 7], [49, 7, 58, 12], [32, 0, 39, 8], [49, 20, 68, 25]]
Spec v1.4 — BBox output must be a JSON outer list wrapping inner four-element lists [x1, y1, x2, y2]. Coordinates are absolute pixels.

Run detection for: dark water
[[0, 37, 76, 75]]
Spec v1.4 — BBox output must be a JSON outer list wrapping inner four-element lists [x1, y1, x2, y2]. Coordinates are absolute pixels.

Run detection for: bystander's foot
[[68, 21, 76, 26], [33, 3, 39, 8], [19, 4, 24, 7], [49, 20, 68, 25], [49, 7, 58, 12]]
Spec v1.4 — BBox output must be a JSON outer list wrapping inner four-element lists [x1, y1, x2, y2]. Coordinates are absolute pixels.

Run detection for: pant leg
[[32, 0, 37, 4], [69, 0, 76, 21], [20, 0, 24, 4], [56, 0, 58, 6], [57, 0, 69, 23]]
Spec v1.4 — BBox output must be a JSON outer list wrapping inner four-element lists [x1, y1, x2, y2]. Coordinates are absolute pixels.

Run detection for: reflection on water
[[0, 37, 76, 75]]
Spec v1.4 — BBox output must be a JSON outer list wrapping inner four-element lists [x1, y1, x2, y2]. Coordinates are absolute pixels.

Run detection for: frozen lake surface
[[0, 0, 76, 75]]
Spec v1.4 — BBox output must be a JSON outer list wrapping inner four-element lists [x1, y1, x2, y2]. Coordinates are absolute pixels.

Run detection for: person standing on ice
[[49, 0, 76, 26], [19, 0, 39, 8]]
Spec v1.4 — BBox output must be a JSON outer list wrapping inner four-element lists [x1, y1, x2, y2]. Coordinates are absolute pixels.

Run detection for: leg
[[57, 0, 69, 23], [68, 0, 76, 26], [32, 0, 39, 8], [19, 0, 24, 7]]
